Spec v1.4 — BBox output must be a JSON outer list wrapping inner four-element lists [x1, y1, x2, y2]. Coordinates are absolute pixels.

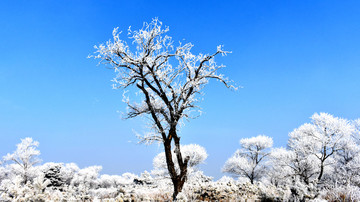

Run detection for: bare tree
[[91, 18, 235, 199]]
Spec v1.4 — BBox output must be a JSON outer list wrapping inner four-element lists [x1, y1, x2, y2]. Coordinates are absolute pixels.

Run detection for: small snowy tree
[[91, 18, 235, 199], [223, 135, 273, 184], [268, 147, 294, 186], [269, 147, 321, 200], [3, 137, 41, 184]]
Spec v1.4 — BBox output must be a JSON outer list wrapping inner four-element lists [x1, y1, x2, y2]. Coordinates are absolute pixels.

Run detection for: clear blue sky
[[1, 0, 360, 179]]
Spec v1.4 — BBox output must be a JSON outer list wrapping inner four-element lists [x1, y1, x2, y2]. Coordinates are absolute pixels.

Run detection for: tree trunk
[[163, 130, 189, 201], [318, 146, 326, 181], [318, 162, 324, 181], [172, 176, 187, 200]]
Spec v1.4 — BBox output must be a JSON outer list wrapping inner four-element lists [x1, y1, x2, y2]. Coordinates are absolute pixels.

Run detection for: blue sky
[[1, 0, 360, 179]]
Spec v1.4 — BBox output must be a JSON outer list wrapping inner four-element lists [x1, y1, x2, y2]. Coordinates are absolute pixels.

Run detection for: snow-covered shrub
[[0, 166, 10, 184], [98, 174, 119, 188], [71, 165, 102, 189], [40, 162, 66, 190], [152, 144, 208, 178], [61, 163, 80, 185]]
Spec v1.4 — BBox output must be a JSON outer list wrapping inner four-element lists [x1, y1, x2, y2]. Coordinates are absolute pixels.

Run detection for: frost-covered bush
[[40, 163, 67, 190], [0, 166, 10, 184], [71, 165, 102, 190], [152, 144, 208, 178]]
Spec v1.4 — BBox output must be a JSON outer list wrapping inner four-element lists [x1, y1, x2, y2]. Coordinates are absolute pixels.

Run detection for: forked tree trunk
[[163, 131, 189, 201]]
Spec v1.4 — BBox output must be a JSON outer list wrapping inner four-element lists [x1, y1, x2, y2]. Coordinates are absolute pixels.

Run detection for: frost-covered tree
[[91, 18, 235, 199], [267, 113, 357, 200], [269, 147, 321, 200], [3, 137, 41, 184], [268, 148, 293, 185], [331, 119, 360, 187], [333, 137, 360, 186], [223, 135, 273, 184], [288, 113, 353, 185]]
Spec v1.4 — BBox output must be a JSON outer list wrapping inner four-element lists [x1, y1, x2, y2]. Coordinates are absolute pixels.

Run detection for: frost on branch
[[90, 18, 236, 143]]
